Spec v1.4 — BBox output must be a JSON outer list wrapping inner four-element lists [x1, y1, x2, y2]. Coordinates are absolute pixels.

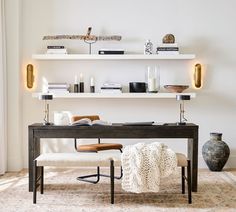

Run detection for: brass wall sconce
[[27, 64, 34, 89], [194, 63, 202, 88]]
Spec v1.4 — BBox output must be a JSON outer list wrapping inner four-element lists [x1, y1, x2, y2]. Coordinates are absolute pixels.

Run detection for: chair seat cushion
[[176, 153, 188, 167], [77, 143, 123, 152]]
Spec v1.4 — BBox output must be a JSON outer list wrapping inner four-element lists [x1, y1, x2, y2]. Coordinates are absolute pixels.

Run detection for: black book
[[123, 121, 154, 126], [99, 50, 124, 55], [156, 47, 179, 51], [47, 46, 65, 49]]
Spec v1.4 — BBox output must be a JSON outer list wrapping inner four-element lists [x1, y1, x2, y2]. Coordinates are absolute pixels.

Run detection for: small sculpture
[[144, 40, 153, 55], [162, 34, 175, 43], [43, 27, 122, 54]]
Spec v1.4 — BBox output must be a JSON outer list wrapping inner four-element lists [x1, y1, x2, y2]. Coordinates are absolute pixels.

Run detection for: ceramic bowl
[[164, 85, 189, 93]]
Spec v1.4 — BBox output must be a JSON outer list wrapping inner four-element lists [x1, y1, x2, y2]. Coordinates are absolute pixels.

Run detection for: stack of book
[[156, 43, 179, 55], [46, 46, 68, 54], [47, 83, 69, 94], [100, 83, 122, 94]]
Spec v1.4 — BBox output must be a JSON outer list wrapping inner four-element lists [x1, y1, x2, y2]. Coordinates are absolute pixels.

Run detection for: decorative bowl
[[164, 85, 189, 93]]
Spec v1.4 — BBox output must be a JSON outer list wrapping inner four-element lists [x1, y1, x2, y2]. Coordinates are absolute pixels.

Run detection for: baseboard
[[198, 155, 236, 169]]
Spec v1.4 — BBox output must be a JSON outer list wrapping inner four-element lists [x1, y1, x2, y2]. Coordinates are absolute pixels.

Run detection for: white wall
[[9, 0, 236, 170]]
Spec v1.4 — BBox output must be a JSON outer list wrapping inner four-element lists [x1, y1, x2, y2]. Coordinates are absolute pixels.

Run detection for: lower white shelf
[[32, 92, 196, 99]]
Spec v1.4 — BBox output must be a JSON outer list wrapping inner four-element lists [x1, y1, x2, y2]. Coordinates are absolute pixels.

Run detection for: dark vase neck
[[210, 133, 222, 141]]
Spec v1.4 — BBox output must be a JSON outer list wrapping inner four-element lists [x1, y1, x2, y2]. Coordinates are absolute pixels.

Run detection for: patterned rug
[[0, 168, 236, 212]]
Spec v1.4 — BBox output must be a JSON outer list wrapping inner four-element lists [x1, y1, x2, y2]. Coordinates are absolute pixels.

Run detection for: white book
[[100, 89, 122, 94], [71, 118, 112, 126], [102, 82, 122, 88], [48, 90, 69, 93], [157, 51, 180, 55], [46, 49, 68, 54], [158, 43, 178, 47]]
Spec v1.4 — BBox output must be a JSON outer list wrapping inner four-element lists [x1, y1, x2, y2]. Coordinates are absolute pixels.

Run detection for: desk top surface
[[29, 123, 198, 129]]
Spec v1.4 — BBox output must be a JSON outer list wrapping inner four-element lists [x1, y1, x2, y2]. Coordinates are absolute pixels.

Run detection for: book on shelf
[[47, 82, 69, 93], [47, 46, 65, 49], [46, 48, 68, 54], [100, 89, 122, 94], [157, 51, 179, 55], [71, 118, 112, 126], [158, 43, 178, 48], [156, 47, 179, 51], [102, 82, 122, 88], [98, 49, 125, 55], [47, 90, 69, 94]]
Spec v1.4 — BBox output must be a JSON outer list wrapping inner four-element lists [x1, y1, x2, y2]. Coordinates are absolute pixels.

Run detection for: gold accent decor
[[194, 63, 202, 88], [27, 64, 34, 89]]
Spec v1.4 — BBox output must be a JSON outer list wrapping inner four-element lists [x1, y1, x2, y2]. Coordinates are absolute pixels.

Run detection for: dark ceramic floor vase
[[202, 133, 230, 171]]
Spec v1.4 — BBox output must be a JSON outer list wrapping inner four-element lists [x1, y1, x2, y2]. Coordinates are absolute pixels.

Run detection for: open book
[[71, 118, 112, 126]]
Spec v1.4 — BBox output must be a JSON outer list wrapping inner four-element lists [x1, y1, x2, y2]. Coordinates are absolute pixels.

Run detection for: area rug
[[0, 168, 236, 212]]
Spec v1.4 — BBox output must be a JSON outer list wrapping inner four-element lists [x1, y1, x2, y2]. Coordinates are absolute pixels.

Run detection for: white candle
[[90, 77, 94, 86], [148, 78, 157, 92], [80, 73, 83, 82], [74, 75, 78, 84]]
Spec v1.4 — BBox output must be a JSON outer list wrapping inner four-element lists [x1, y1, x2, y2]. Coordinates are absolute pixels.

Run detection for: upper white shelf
[[32, 54, 196, 61], [32, 92, 196, 99]]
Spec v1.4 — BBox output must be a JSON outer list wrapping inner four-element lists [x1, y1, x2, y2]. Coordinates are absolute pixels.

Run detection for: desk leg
[[29, 129, 40, 192], [188, 136, 198, 192]]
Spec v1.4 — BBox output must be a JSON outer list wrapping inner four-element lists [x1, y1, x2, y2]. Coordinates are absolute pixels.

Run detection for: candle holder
[[146, 66, 160, 93]]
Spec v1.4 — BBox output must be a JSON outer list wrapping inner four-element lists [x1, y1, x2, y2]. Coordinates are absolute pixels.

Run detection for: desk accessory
[[129, 82, 146, 93], [74, 75, 79, 93], [90, 77, 95, 93], [162, 34, 175, 43], [176, 95, 191, 125], [146, 66, 160, 93], [144, 39, 153, 54], [39, 94, 53, 125], [79, 73, 84, 93], [164, 85, 189, 93]]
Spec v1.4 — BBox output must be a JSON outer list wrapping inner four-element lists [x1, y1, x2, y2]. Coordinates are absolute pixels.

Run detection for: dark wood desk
[[28, 123, 199, 192]]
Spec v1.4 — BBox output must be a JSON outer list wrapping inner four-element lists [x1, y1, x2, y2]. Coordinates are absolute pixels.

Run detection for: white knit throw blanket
[[121, 142, 177, 193]]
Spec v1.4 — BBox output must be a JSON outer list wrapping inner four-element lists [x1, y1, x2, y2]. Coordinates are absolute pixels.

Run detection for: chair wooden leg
[[187, 160, 192, 204], [181, 166, 185, 194], [110, 160, 114, 204], [40, 167, 44, 194], [33, 160, 37, 204]]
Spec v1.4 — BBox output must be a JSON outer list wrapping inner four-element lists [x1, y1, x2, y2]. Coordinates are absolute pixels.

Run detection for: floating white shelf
[[32, 54, 196, 60], [32, 92, 196, 99]]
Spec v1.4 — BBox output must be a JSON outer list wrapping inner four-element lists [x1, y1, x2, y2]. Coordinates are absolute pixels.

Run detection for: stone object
[[202, 133, 230, 171], [162, 34, 175, 43]]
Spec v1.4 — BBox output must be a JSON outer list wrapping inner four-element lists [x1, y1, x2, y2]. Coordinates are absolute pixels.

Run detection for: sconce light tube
[[194, 63, 202, 88], [27, 64, 34, 89]]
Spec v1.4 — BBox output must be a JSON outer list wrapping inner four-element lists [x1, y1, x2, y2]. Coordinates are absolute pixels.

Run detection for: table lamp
[[176, 95, 191, 125], [39, 94, 53, 125]]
